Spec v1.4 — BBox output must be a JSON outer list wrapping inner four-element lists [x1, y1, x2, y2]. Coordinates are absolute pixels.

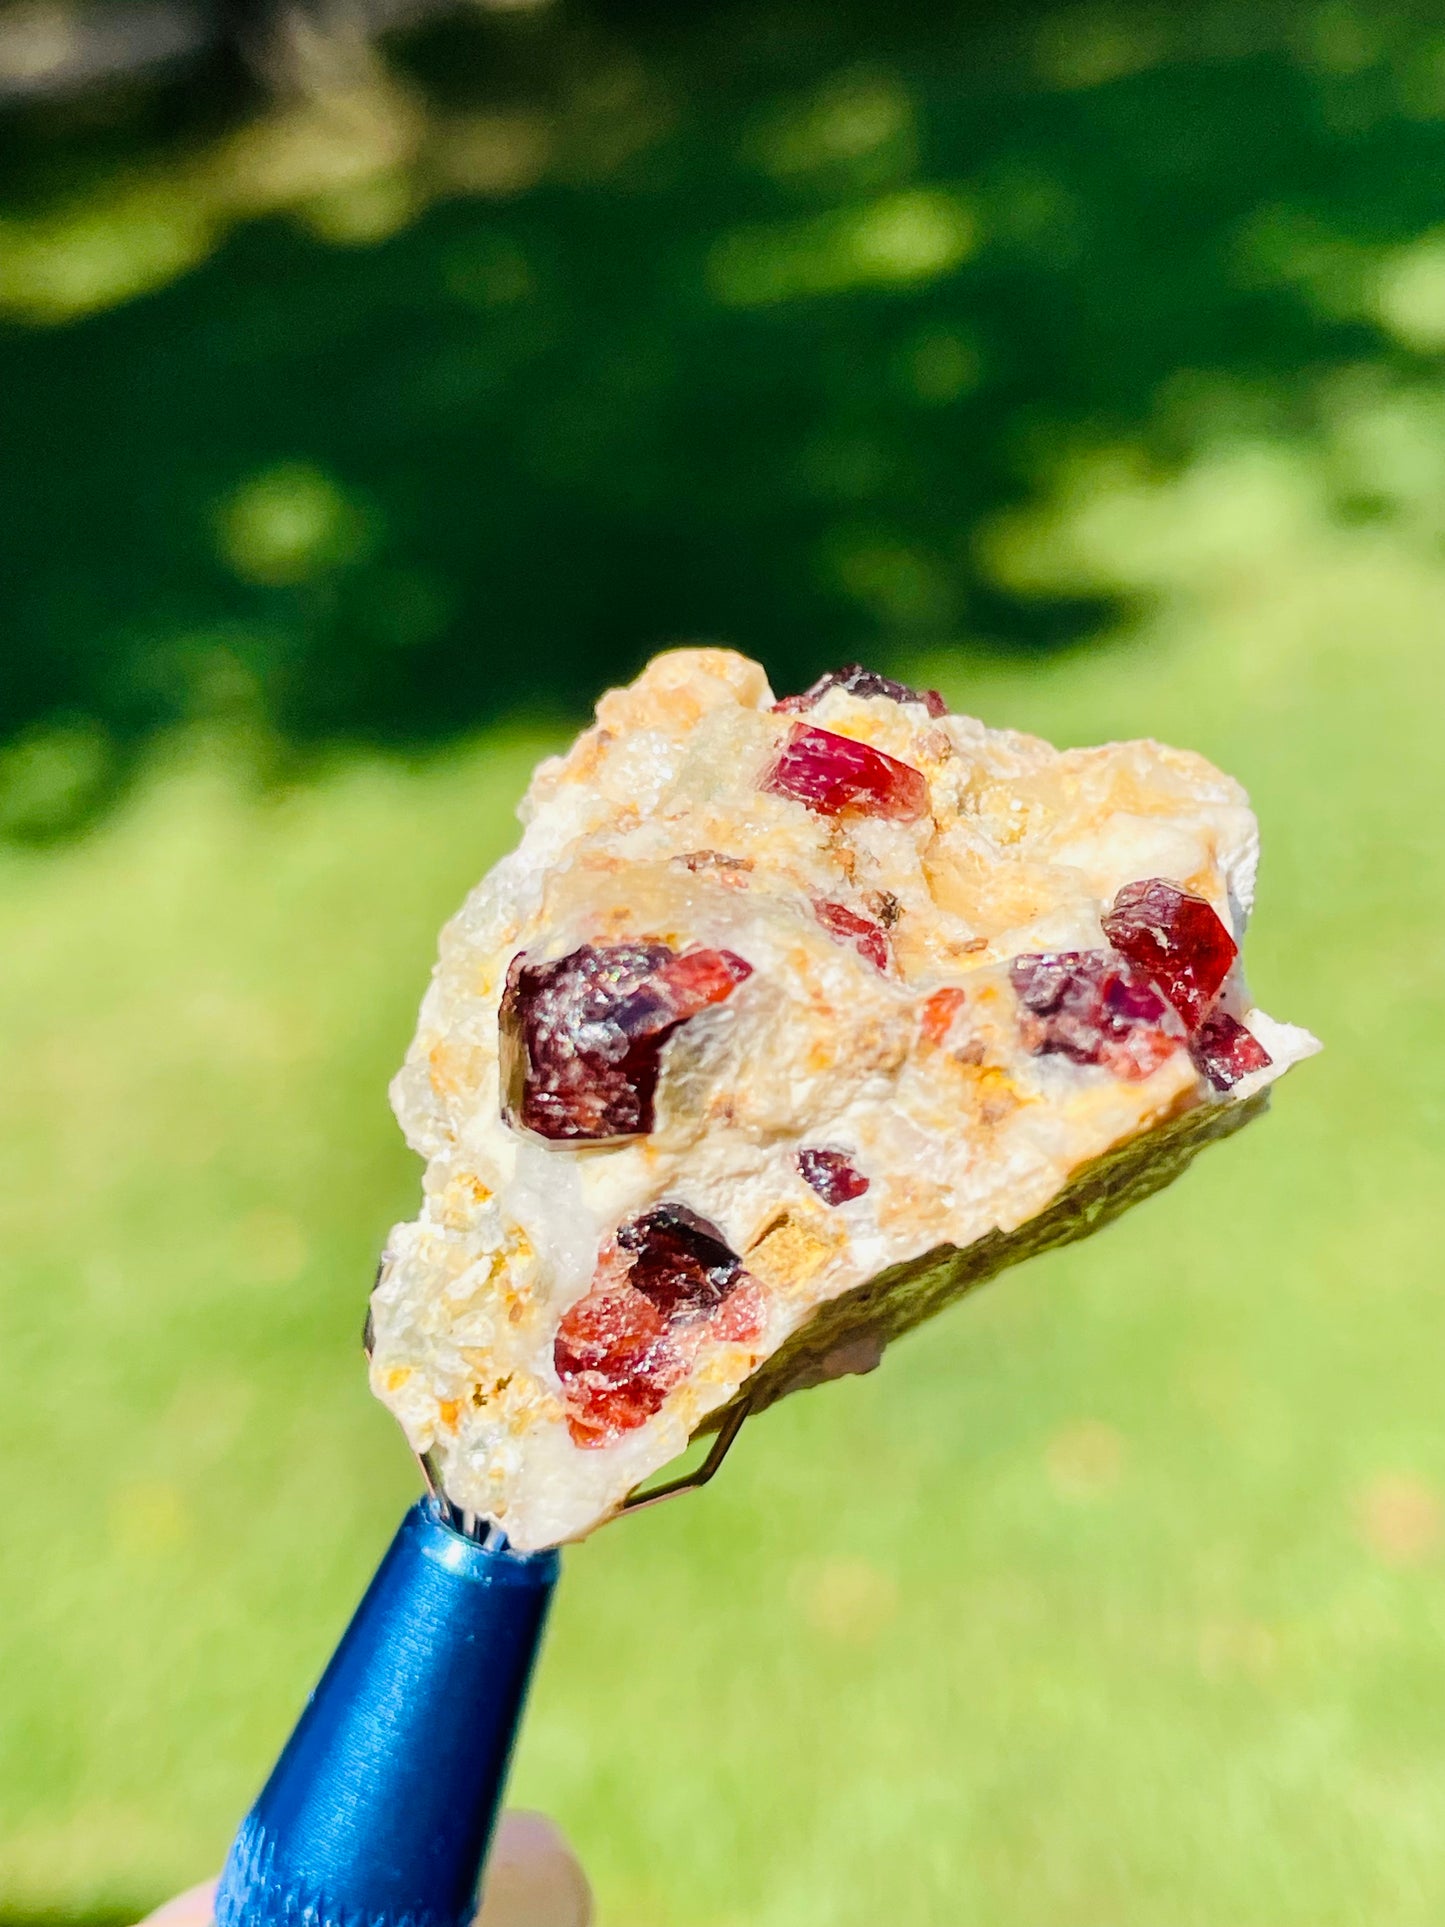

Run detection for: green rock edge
[[703, 1086, 1269, 1434]]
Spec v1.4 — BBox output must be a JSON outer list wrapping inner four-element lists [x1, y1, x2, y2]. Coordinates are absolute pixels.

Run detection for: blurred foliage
[[7, 0, 1445, 827]]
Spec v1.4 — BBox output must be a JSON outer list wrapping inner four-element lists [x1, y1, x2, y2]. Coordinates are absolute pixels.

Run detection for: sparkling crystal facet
[[552, 1286, 683, 1445], [813, 899, 890, 972], [764, 723, 930, 822], [1190, 1008, 1273, 1090], [797, 1147, 870, 1205], [1102, 878, 1237, 1031], [1010, 949, 1184, 1081], [616, 1203, 745, 1318], [775, 663, 947, 718], [500, 942, 752, 1141], [554, 1206, 762, 1446]]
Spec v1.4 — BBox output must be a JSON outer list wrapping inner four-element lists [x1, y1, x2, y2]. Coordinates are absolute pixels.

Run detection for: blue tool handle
[[215, 1498, 561, 1927]]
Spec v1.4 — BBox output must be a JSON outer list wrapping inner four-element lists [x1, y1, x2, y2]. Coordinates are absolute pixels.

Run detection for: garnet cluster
[[553, 1205, 763, 1445], [500, 941, 752, 1141], [1010, 879, 1270, 1090], [1010, 951, 1184, 1082]]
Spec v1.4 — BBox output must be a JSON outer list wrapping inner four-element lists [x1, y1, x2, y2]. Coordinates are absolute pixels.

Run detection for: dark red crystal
[[797, 1147, 870, 1205], [1009, 949, 1184, 1081], [616, 1203, 745, 1319], [764, 723, 930, 822], [775, 664, 947, 718], [554, 1206, 762, 1447], [813, 899, 890, 972], [1101, 879, 1237, 1031], [1190, 1008, 1272, 1090], [500, 941, 752, 1141]]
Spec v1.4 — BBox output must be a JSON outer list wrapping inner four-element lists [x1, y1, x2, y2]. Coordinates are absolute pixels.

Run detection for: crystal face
[[813, 898, 890, 972], [500, 942, 752, 1141], [764, 723, 930, 822], [1190, 1007, 1273, 1089], [1102, 878, 1237, 1031], [554, 1206, 762, 1446], [797, 1147, 870, 1205], [1010, 950, 1185, 1081], [552, 1286, 683, 1443], [616, 1203, 746, 1317], [775, 663, 947, 718]]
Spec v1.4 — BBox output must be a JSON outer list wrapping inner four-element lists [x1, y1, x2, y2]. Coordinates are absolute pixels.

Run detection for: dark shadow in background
[[0, 0, 1438, 831]]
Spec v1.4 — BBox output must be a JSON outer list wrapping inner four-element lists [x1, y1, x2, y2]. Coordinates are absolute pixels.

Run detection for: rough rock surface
[[369, 649, 1317, 1548]]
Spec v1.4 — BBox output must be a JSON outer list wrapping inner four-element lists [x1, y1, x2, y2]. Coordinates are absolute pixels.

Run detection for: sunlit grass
[[1, 483, 1443, 1922]]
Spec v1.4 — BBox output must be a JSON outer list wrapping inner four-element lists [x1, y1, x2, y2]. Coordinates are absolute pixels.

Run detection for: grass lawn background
[[2, 456, 1442, 1924]]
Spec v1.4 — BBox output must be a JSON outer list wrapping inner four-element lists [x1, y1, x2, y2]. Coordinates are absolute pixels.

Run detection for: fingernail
[[476, 1811, 592, 1927]]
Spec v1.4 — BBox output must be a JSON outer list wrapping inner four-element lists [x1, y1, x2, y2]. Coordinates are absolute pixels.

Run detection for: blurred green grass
[[3, 456, 1443, 1922]]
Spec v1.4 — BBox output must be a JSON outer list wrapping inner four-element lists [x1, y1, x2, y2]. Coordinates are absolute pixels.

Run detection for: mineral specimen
[[370, 647, 1318, 1548]]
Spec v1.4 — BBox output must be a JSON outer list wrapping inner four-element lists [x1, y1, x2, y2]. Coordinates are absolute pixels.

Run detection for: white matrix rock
[[369, 648, 1317, 1548]]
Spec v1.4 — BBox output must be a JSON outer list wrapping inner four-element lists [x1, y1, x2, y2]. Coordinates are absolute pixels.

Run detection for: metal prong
[[618, 1394, 753, 1519], [361, 1251, 388, 1358], [428, 1489, 510, 1549], [417, 1449, 443, 1502]]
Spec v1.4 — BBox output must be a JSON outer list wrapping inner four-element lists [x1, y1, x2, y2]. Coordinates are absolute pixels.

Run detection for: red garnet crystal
[[500, 942, 752, 1141], [554, 1205, 763, 1446], [764, 723, 929, 822], [615, 1203, 746, 1317], [775, 663, 947, 718], [552, 1287, 683, 1443], [1009, 950, 1184, 1081], [1101, 879, 1237, 1031], [813, 899, 890, 972], [1190, 1008, 1272, 1090], [797, 1147, 870, 1205]]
